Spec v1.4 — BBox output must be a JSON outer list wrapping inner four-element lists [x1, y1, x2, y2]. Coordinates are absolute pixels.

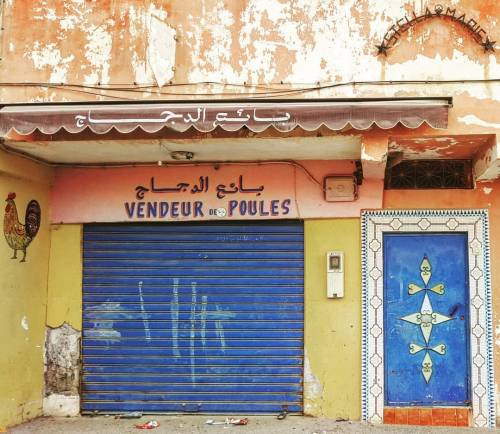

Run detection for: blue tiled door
[[384, 233, 470, 406]]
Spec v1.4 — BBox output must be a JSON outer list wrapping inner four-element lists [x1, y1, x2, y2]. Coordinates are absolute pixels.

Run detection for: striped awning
[[0, 97, 451, 136]]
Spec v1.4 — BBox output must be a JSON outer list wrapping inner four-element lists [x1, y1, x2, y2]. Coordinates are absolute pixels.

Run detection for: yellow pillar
[[46, 225, 82, 330], [304, 219, 361, 420]]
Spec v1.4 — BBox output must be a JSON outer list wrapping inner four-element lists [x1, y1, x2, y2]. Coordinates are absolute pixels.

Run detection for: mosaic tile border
[[361, 209, 495, 428]]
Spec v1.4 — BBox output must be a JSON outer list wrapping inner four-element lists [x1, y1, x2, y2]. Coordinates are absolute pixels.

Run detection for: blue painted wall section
[[383, 233, 470, 406], [81, 222, 304, 413]]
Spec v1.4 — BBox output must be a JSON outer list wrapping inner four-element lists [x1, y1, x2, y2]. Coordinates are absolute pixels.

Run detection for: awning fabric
[[0, 98, 450, 135]]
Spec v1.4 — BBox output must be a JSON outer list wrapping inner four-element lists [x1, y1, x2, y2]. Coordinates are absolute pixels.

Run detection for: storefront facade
[[0, 0, 499, 429], [47, 154, 378, 418], [3, 120, 498, 427]]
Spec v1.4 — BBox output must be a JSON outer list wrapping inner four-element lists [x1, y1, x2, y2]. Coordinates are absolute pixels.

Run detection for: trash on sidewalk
[[277, 410, 288, 420], [230, 418, 249, 426], [206, 419, 226, 425], [135, 420, 160, 429], [206, 418, 249, 426], [115, 411, 143, 419]]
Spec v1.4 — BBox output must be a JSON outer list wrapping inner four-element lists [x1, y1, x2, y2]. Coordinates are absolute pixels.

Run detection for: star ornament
[[400, 293, 454, 343], [481, 38, 496, 53], [376, 43, 389, 56]]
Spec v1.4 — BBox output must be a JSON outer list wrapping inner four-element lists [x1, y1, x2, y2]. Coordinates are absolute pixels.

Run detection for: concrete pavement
[[7, 415, 497, 434]]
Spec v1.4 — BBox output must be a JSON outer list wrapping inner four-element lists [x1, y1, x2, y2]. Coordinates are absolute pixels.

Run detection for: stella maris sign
[[376, 4, 496, 56]]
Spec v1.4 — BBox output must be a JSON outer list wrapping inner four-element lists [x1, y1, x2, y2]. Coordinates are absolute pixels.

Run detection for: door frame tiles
[[361, 210, 495, 428]]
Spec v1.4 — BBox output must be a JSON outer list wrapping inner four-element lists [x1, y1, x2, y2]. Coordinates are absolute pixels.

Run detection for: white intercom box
[[327, 251, 344, 298]]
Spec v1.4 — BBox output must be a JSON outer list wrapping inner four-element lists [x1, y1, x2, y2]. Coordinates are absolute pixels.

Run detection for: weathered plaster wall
[[304, 219, 361, 419], [384, 179, 500, 421], [0, 1, 496, 157], [43, 323, 80, 417], [0, 1, 497, 103], [44, 224, 82, 417], [0, 151, 53, 428]]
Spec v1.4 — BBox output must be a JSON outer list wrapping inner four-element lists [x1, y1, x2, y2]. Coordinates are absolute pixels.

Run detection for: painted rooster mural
[[4, 192, 41, 262]]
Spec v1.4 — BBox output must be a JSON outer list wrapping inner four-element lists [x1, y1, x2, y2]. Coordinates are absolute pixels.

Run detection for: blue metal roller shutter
[[82, 221, 304, 414]]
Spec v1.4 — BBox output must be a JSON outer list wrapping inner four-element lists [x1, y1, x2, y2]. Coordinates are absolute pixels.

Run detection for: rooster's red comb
[[7, 192, 16, 200]]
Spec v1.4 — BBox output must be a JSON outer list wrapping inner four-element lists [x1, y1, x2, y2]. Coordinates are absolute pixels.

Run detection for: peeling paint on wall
[[384, 52, 500, 101], [459, 114, 500, 129], [124, 3, 176, 86], [26, 42, 75, 83], [185, 0, 236, 83], [147, 13, 176, 87], [283, 0, 369, 84], [44, 322, 80, 396], [361, 145, 385, 162], [180, 0, 500, 86], [43, 323, 81, 416], [303, 350, 324, 415], [8, 0, 500, 101], [83, 21, 114, 85]]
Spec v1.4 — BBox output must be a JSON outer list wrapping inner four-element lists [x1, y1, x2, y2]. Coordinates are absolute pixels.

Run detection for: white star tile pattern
[[401, 293, 453, 342], [361, 210, 495, 428]]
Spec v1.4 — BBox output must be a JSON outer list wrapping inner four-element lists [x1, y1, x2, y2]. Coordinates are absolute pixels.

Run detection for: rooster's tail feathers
[[25, 200, 41, 238]]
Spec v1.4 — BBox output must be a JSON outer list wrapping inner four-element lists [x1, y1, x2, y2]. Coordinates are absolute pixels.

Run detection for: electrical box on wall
[[327, 251, 344, 298], [324, 176, 358, 202]]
